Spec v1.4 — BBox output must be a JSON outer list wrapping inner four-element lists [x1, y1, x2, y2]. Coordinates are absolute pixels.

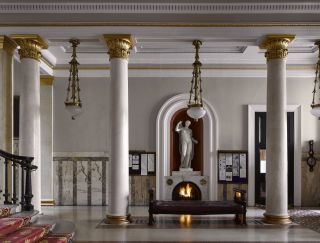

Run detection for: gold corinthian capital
[[259, 35, 295, 60], [0, 36, 17, 55], [103, 34, 134, 60], [11, 34, 48, 61]]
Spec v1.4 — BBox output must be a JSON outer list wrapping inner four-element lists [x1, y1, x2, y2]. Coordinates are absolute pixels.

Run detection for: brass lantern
[[187, 40, 206, 120], [65, 39, 82, 120]]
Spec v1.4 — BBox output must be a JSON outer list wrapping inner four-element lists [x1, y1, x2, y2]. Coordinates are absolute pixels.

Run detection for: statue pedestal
[[172, 170, 201, 176], [179, 168, 193, 172]]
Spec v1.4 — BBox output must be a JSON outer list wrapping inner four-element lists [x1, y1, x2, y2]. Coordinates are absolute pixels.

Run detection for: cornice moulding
[[1, 3, 320, 14]]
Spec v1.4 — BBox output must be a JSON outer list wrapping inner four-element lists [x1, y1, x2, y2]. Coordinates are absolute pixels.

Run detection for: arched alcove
[[156, 94, 219, 200]]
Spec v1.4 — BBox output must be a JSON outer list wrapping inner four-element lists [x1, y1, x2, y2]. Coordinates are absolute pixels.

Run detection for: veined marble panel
[[301, 159, 320, 206], [53, 160, 59, 205], [77, 161, 88, 206], [61, 160, 74, 205], [53, 154, 109, 206], [91, 161, 103, 205]]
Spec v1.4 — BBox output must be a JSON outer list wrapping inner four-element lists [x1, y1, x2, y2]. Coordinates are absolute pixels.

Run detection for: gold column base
[[41, 199, 55, 206], [263, 213, 291, 224], [105, 214, 131, 225]]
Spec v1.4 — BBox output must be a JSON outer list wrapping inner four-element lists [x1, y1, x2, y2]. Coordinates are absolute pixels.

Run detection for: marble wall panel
[[301, 159, 320, 206], [77, 161, 88, 206], [106, 161, 110, 206], [61, 161, 73, 205], [91, 161, 103, 205], [53, 160, 59, 205], [53, 156, 109, 206]]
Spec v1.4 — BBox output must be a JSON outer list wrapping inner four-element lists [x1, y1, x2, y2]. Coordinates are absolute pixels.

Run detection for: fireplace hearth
[[172, 181, 201, 200]]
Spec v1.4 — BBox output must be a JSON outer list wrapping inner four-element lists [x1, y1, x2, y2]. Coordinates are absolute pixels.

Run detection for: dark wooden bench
[[148, 188, 247, 225]]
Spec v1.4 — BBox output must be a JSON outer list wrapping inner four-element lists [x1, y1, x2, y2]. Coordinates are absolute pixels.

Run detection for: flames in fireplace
[[172, 181, 201, 200], [179, 183, 192, 198]]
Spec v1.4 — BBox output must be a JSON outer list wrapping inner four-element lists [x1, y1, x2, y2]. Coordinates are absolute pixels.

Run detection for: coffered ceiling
[[1, 0, 320, 78]]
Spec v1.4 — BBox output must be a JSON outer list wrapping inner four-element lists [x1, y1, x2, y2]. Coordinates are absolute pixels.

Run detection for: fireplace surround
[[156, 94, 219, 201]]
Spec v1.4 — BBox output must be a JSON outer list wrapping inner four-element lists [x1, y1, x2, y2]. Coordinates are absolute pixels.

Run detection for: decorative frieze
[[1, 3, 320, 14]]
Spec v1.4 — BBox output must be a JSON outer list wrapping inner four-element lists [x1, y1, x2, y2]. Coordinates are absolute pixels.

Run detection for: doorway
[[254, 112, 294, 206]]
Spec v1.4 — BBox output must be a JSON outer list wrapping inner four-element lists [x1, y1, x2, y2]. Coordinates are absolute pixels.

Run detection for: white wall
[[53, 76, 320, 153], [53, 77, 110, 152]]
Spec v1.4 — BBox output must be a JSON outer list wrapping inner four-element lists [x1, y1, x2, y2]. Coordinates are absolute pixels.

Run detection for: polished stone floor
[[41, 206, 320, 242]]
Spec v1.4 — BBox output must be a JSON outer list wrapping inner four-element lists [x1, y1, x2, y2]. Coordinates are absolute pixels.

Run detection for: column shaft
[[19, 58, 41, 211], [109, 58, 129, 216], [0, 36, 16, 202], [266, 59, 288, 215], [0, 36, 16, 152]]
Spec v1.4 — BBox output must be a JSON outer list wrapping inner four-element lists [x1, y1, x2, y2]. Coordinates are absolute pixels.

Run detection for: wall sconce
[[65, 39, 82, 120], [307, 140, 317, 172]]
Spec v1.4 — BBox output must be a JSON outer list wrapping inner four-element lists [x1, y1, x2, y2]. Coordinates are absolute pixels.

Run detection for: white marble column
[[40, 75, 54, 206], [0, 36, 16, 152], [0, 36, 17, 200], [260, 35, 294, 224], [12, 35, 48, 211], [104, 35, 133, 224]]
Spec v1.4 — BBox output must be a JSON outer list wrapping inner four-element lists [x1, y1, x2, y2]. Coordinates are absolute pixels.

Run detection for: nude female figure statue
[[175, 120, 198, 169]]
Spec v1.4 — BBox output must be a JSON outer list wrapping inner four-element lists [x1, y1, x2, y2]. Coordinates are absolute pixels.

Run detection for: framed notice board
[[129, 151, 156, 175], [218, 150, 248, 184]]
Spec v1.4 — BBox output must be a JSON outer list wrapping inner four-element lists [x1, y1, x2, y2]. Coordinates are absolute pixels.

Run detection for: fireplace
[[172, 181, 201, 200]]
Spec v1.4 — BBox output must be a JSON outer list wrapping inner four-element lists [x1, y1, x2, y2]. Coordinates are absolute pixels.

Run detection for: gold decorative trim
[[263, 213, 291, 224], [11, 34, 48, 61], [53, 64, 315, 71], [259, 35, 295, 60], [41, 199, 55, 206], [40, 75, 54, 86], [103, 34, 134, 60], [0, 35, 17, 55], [105, 215, 130, 225], [40, 56, 54, 69]]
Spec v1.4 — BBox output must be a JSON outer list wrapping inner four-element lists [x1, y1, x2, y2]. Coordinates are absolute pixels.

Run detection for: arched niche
[[156, 94, 219, 200]]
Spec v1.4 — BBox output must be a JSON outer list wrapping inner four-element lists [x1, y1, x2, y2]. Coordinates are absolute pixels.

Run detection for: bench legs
[[148, 212, 155, 226], [235, 213, 246, 225]]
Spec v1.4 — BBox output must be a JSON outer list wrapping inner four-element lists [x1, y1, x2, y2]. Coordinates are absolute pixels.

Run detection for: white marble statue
[[175, 120, 198, 169]]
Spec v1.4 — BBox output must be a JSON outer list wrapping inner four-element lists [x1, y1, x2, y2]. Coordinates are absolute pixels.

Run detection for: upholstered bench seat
[[148, 188, 247, 225]]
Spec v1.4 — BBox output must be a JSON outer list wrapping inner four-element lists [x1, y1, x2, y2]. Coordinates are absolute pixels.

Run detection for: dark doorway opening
[[254, 112, 294, 206]]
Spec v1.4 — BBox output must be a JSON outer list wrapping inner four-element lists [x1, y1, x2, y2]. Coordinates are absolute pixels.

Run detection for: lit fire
[[179, 183, 193, 198]]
